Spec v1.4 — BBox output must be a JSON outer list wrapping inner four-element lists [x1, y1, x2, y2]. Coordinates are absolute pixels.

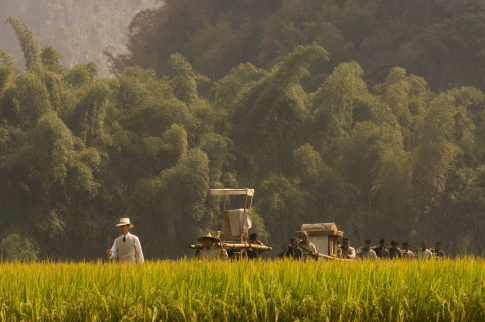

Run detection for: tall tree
[[5, 17, 40, 69]]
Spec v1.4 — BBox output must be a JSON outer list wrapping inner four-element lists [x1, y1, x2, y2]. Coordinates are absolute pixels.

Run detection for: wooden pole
[[190, 243, 272, 250], [318, 253, 350, 261], [210, 195, 217, 235], [211, 193, 224, 252], [242, 191, 248, 243]]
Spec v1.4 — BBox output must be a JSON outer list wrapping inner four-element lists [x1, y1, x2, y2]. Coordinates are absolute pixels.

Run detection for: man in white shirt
[[402, 241, 414, 259], [336, 237, 356, 259], [107, 218, 144, 264], [356, 239, 378, 260], [416, 240, 433, 259]]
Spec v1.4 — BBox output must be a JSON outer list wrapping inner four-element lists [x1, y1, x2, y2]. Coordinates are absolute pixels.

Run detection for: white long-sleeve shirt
[[416, 249, 433, 259], [110, 232, 144, 263]]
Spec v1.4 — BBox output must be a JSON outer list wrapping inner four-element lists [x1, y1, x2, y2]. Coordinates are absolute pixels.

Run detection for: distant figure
[[298, 231, 319, 261], [356, 239, 378, 260], [432, 241, 445, 259], [336, 237, 356, 259], [402, 241, 414, 259], [388, 240, 402, 259], [374, 239, 389, 259], [416, 240, 433, 259], [197, 231, 228, 260], [194, 245, 202, 258], [282, 237, 303, 259], [107, 218, 144, 264], [247, 233, 266, 259]]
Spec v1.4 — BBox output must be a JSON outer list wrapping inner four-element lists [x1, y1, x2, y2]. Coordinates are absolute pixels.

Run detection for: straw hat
[[197, 231, 220, 243], [115, 218, 134, 228]]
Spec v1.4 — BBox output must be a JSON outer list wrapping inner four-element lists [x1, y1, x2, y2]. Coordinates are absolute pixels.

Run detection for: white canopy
[[210, 188, 254, 197]]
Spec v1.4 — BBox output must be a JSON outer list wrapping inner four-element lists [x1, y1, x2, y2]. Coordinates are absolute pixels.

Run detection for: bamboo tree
[[5, 17, 40, 68]]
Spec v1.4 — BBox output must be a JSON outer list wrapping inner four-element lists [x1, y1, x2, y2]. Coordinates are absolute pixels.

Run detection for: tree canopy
[[1, 17, 485, 259], [109, 0, 485, 93]]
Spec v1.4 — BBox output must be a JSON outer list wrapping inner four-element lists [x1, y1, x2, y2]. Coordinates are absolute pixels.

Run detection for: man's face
[[342, 240, 350, 250], [435, 243, 441, 251], [119, 224, 129, 235], [421, 242, 427, 250], [203, 238, 214, 248], [403, 244, 409, 250], [290, 241, 298, 249], [301, 233, 308, 244], [364, 243, 371, 251], [379, 242, 385, 249], [250, 238, 258, 244], [392, 243, 397, 249]]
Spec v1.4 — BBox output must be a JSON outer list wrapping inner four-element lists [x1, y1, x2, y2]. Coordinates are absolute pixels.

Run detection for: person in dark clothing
[[281, 237, 303, 259], [247, 233, 266, 259], [432, 241, 445, 259], [388, 240, 402, 259], [374, 239, 389, 259]]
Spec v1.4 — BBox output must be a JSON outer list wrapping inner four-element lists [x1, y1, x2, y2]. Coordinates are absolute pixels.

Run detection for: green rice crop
[[1, 258, 485, 321]]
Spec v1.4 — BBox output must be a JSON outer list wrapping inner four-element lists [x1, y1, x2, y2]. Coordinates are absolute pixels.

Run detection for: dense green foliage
[[2, 18, 485, 259], [111, 0, 485, 92], [2, 259, 485, 321], [0, 0, 156, 74]]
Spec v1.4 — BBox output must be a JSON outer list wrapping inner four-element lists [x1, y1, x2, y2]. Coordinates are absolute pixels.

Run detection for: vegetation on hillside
[[1, 18, 485, 259], [109, 0, 485, 92]]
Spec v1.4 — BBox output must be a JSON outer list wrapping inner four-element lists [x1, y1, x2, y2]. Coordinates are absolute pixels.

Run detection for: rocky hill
[[0, 0, 158, 74]]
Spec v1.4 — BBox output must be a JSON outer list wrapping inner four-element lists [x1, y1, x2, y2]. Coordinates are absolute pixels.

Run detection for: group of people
[[106, 217, 446, 263], [279, 231, 320, 260], [106, 218, 271, 262], [279, 235, 446, 261], [336, 238, 445, 260], [195, 230, 321, 261]]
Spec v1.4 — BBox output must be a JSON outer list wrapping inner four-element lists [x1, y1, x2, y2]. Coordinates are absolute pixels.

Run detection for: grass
[[0, 258, 485, 321]]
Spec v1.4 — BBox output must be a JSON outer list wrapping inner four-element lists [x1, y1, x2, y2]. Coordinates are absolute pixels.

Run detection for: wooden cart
[[296, 223, 344, 261], [190, 188, 272, 258]]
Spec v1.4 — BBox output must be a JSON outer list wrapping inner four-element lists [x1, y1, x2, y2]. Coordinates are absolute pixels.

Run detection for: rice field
[[1, 258, 485, 321]]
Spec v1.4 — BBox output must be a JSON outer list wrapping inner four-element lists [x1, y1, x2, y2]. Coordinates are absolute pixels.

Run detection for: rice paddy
[[1, 258, 484, 321]]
